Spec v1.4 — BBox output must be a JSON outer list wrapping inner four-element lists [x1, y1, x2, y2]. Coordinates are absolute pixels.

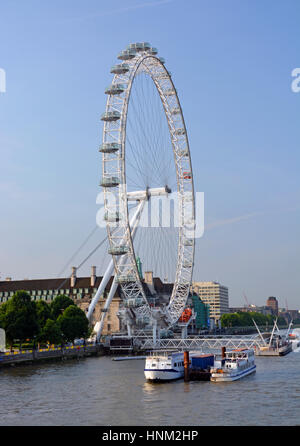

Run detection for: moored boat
[[255, 339, 293, 356], [144, 351, 185, 382], [210, 348, 256, 382], [144, 351, 214, 382], [288, 331, 300, 349], [253, 318, 293, 356]]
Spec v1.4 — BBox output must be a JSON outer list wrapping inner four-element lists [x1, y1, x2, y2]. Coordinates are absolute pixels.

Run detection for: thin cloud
[[206, 211, 265, 230], [62, 0, 174, 23], [205, 204, 300, 231]]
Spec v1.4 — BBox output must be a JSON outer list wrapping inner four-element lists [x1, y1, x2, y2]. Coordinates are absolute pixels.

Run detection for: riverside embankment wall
[[0, 344, 105, 367]]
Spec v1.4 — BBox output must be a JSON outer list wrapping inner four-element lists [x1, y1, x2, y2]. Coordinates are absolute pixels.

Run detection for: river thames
[[0, 344, 299, 426]]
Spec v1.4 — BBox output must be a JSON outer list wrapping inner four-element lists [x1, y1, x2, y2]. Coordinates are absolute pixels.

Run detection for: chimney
[[71, 266, 77, 287], [144, 271, 153, 286], [91, 266, 96, 287]]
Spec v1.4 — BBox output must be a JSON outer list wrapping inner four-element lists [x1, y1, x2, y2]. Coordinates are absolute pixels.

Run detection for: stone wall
[[76, 297, 121, 335]]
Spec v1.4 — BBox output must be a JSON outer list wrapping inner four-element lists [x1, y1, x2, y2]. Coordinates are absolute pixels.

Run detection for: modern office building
[[191, 281, 229, 324]]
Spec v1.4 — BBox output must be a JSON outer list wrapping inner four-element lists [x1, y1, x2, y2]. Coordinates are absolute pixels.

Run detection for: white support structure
[[252, 318, 267, 346], [268, 318, 278, 347], [95, 200, 145, 341], [87, 200, 145, 322]]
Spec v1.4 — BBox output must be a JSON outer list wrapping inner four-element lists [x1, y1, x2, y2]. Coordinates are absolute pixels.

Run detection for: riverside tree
[[0, 292, 90, 349], [38, 318, 63, 345], [220, 311, 286, 328], [50, 294, 75, 320], [0, 291, 40, 349], [36, 300, 52, 329], [57, 305, 89, 343]]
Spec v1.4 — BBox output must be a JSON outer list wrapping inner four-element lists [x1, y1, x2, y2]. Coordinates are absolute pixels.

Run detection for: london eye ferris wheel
[[89, 42, 195, 337]]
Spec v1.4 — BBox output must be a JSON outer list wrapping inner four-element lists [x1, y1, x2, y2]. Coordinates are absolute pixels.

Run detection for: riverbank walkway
[[0, 344, 104, 367]]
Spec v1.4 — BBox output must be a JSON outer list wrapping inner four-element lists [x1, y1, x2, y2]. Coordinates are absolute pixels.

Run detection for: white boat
[[253, 318, 293, 356], [144, 350, 215, 382], [210, 348, 256, 382], [288, 330, 300, 349], [144, 351, 185, 382]]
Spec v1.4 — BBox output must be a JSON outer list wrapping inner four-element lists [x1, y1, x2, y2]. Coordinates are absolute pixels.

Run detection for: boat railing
[[148, 350, 171, 357]]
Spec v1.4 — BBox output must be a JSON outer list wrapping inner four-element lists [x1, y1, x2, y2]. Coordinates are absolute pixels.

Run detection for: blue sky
[[0, 0, 299, 308]]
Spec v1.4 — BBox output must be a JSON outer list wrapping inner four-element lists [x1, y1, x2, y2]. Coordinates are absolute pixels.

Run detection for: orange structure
[[179, 308, 192, 323]]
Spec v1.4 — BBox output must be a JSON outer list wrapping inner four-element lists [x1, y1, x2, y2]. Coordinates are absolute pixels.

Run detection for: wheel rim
[[101, 44, 195, 329]]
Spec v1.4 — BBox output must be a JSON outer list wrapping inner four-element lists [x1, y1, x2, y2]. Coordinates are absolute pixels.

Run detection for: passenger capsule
[[127, 42, 151, 52], [117, 275, 137, 284], [108, 245, 129, 255], [105, 84, 126, 95], [117, 49, 137, 60], [110, 63, 130, 74], [124, 297, 144, 307], [100, 176, 120, 187], [183, 171, 192, 180], [104, 211, 121, 222], [101, 111, 121, 122], [148, 47, 158, 55], [99, 143, 121, 153]]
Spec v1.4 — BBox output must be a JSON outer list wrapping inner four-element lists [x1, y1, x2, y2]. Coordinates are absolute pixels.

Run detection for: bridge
[[109, 334, 265, 352], [138, 335, 263, 351]]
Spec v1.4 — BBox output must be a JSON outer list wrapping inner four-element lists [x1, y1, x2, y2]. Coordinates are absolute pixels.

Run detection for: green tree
[[36, 300, 51, 329], [57, 305, 89, 343], [221, 313, 241, 327], [238, 312, 252, 326], [38, 318, 62, 345], [0, 291, 40, 349], [51, 294, 74, 320], [0, 302, 8, 328], [249, 312, 267, 326], [277, 316, 287, 326]]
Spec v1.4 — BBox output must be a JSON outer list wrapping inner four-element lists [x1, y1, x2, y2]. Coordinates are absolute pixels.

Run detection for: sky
[[0, 0, 299, 308]]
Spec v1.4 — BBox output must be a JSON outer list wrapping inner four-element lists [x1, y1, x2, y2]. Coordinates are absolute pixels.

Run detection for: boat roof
[[227, 348, 253, 354], [191, 354, 214, 358], [147, 350, 183, 358], [231, 348, 249, 351]]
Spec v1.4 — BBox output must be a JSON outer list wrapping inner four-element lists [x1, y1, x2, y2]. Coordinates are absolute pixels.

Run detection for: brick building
[[0, 268, 175, 336]]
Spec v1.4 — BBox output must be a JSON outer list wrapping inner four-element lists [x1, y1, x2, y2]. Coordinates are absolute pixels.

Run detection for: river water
[[1, 344, 300, 426]]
